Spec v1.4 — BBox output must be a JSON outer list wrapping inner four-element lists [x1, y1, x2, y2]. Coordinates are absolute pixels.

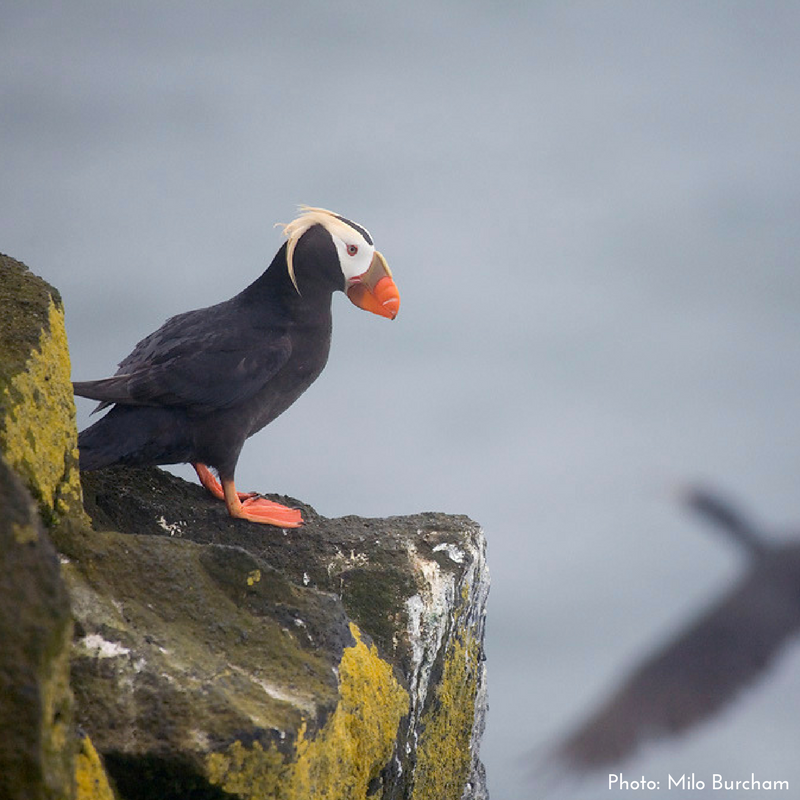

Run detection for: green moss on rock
[[0, 455, 75, 800], [0, 254, 87, 528], [0, 252, 489, 798], [75, 466, 491, 798], [206, 623, 409, 799], [412, 620, 482, 799], [340, 564, 418, 660]]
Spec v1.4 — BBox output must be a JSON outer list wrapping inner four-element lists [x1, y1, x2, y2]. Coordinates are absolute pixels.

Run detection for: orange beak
[[346, 250, 399, 320]]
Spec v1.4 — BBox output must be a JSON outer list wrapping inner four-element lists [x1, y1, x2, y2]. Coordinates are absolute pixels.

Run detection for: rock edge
[[0, 254, 490, 800]]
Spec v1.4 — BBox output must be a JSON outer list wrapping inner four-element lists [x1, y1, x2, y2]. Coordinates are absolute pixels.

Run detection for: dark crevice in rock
[[103, 753, 232, 800]]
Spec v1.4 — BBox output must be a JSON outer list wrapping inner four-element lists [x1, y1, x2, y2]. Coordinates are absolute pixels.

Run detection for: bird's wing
[[549, 546, 800, 772], [74, 312, 292, 411]]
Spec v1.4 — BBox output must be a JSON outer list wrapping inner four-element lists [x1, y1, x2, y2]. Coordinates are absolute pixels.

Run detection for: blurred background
[[3, 2, 800, 797]]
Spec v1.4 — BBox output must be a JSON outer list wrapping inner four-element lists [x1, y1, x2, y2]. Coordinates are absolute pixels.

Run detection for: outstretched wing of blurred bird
[[548, 487, 800, 773]]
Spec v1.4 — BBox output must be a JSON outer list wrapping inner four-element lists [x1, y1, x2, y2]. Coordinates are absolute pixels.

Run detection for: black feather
[[545, 488, 800, 775], [74, 224, 340, 480]]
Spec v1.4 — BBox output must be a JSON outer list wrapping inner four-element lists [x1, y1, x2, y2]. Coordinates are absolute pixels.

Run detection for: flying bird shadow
[[541, 487, 800, 776]]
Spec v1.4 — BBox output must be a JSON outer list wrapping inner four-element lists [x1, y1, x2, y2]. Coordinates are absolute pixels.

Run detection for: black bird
[[73, 207, 399, 527], [545, 487, 800, 774]]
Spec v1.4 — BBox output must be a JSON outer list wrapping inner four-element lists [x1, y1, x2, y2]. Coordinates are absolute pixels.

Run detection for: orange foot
[[231, 495, 304, 527], [192, 463, 303, 528]]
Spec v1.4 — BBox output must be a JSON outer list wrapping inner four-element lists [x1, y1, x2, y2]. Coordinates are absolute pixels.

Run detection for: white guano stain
[[78, 633, 131, 659]]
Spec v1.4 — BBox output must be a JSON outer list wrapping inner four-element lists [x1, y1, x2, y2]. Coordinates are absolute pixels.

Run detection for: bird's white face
[[330, 230, 376, 284]]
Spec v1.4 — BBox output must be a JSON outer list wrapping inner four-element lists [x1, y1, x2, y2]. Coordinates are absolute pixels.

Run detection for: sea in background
[[3, 3, 800, 797]]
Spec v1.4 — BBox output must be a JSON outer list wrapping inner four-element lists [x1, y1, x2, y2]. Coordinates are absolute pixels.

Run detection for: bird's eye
[[347, 244, 358, 256]]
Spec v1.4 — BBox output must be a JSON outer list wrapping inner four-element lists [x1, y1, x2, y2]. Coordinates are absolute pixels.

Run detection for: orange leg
[[192, 463, 303, 528], [193, 463, 256, 501]]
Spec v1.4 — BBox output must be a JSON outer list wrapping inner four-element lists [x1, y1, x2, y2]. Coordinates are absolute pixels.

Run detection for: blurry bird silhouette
[[547, 487, 800, 773]]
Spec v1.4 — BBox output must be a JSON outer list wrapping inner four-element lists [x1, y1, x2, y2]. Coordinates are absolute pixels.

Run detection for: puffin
[[73, 207, 399, 527]]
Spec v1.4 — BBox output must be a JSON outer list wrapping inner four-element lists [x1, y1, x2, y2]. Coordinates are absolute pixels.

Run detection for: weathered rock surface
[[1, 255, 114, 800], [0, 254, 490, 799], [0, 454, 74, 800], [72, 468, 489, 799], [0, 254, 87, 531]]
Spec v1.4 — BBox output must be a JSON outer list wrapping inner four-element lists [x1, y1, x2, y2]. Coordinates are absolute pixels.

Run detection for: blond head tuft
[[278, 206, 371, 294]]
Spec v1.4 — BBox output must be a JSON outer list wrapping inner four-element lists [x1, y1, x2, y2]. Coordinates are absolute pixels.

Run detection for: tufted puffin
[[73, 207, 399, 527]]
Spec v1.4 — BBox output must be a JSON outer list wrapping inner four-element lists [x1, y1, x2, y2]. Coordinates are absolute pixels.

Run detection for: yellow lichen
[[0, 298, 87, 526], [40, 628, 74, 797], [11, 519, 39, 545], [75, 735, 116, 800], [411, 626, 481, 800], [247, 569, 262, 586], [206, 622, 409, 799]]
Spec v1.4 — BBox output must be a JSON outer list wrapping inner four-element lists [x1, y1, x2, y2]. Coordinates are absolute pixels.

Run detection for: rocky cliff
[[0, 254, 490, 800]]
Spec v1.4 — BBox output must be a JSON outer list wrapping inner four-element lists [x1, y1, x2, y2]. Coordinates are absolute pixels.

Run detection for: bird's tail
[[78, 405, 191, 471]]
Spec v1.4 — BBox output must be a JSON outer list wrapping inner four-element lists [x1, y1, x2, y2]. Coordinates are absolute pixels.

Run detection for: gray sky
[[3, 2, 800, 797]]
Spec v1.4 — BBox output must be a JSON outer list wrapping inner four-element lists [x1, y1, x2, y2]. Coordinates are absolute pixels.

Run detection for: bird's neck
[[239, 244, 335, 321]]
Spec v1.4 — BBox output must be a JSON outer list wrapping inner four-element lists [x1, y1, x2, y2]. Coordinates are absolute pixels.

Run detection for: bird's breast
[[245, 326, 332, 437]]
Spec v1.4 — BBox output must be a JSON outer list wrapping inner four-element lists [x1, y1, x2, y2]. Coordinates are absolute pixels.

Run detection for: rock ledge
[[0, 255, 490, 800]]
